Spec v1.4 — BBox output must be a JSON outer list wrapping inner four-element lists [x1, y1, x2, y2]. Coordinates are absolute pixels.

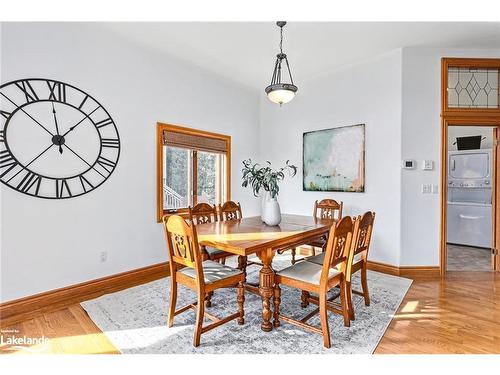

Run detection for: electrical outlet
[[100, 251, 108, 263]]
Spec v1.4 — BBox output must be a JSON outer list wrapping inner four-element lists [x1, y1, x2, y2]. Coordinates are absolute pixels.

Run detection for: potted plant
[[241, 159, 297, 225]]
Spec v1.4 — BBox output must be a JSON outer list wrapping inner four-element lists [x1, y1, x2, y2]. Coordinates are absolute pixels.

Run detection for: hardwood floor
[[376, 271, 500, 354], [0, 305, 118, 354], [1, 271, 499, 354]]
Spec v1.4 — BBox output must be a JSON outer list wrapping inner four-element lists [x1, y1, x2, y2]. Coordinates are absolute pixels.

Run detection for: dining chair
[[188, 203, 229, 264], [307, 211, 375, 320], [273, 216, 358, 348], [348, 211, 375, 316], [218, 201, 249, 275], [278, 199, 343, 264], [308, 199, 343, 251], [163, 214, 245, 347], [189, 202, 218, 225], [218, 200, 242, 221]]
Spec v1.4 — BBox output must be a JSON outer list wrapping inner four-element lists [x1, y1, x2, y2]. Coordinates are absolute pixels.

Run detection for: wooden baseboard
[[367, 260, 400, 276], [298, 246, 440, 278], [0, 262, 170, 327], [368, 260, 440, 278]]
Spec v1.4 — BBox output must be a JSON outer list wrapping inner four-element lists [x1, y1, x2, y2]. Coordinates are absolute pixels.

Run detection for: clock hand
[[51, 102, 63, 154], [63, 143, 107, 179], [61, 106, 100, 138], [6, 143, 54, 183], [0, 92, 54, 137]]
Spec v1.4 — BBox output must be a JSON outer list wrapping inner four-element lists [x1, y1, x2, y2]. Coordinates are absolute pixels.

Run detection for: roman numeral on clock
[[0, 150, 16, 167], [101, 138, 120, 149], [15, 80, 39, 103], [47, 81, 67, 102], [95, 118, 113, 129], [0, 130, 5, 143], [79, 175, 94, 193], [0, 110, 11, 120], [0, 150, 18, 178], [96, 156, 116, 173], [17, 170, 42, 195], [55, 179, 72, 198], [78, 95, 89, 110]]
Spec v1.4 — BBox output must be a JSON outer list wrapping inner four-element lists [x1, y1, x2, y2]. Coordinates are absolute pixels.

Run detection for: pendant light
[[265, 21, 298, 106]]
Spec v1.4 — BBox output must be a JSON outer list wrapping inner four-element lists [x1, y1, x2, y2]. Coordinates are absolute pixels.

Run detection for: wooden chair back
[[313, 199, 343, 221], [321, 216, 357, 283], [189, 203, 218, 225], [163, 215, 203, 273], [219, 201, 242, 221], [354, 211, 376, 259]]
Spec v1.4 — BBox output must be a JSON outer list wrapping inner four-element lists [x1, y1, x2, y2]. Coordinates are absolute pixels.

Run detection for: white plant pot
[[262, 192, 282, 226], [260, 191, 269, 222]]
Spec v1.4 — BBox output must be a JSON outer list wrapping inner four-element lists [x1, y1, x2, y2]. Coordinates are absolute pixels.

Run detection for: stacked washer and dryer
[[447, 145, 493, 249]]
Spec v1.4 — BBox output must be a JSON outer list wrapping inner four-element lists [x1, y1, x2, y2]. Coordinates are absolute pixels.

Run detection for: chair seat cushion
[[307, 252, 363, 266], [277, 261, 340, 285], [307, 237, 327, 248], [205, 246, 226, 256], [306, 252, 325, 265], [180, 260, 242, 284], [354, 253, 363, 263]]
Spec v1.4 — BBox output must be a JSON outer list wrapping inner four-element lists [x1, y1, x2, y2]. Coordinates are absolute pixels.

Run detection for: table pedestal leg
[[257, 248, 275, 332]]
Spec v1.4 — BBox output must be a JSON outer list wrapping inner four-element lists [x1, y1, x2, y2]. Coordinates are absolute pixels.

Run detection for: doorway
[[445, 126, 496, 271], [440, 58, 500, 275]]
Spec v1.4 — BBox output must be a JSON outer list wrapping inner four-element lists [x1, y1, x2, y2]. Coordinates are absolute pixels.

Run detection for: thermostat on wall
[[402, 159, 416, 169]]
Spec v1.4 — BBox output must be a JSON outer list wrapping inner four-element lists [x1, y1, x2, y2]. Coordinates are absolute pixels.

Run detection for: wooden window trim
[[156, 122, 231, 222], [440, 58, 500, 275], [441, 57, 500, 117]]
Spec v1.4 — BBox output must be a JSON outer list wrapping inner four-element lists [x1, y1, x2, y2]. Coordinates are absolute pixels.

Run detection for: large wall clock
[[0, 78, 120, 199]]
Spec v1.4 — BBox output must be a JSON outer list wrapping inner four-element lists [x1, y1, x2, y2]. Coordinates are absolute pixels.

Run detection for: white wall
[[0, 23, 260, 302], [259, 49, 403, 266], [400, 47, 500, 266]]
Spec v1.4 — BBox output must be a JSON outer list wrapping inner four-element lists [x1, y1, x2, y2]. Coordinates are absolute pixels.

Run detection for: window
[[442, 58, 500, 113], [447, 67, 499, 108], [156, 123, 231, 222]]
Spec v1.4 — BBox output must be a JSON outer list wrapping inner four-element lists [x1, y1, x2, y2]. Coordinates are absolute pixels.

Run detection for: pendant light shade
[[265, 21, 298, 106]]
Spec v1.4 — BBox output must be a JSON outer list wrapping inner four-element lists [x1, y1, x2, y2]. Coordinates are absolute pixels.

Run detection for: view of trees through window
[[164, 147, 190, 208], [197, 151, 217, 204], [163, 146, 222, 209]]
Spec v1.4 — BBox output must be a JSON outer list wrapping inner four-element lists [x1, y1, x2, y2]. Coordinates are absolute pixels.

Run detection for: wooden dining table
[[196, 214, 336, 332]]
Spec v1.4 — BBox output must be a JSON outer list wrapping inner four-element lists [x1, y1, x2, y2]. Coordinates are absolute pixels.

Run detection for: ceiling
[[102, 22, 500, 91]]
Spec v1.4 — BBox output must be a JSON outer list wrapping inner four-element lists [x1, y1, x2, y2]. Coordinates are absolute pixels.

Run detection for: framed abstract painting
[[303, 124, 365, 192]]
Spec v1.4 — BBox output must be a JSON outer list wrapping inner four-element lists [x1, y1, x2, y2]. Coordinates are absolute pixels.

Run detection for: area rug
[[81, 255, 412, 354]]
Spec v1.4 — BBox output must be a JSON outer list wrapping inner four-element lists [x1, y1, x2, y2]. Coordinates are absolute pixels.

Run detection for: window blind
[[163, 130, 228, 154]]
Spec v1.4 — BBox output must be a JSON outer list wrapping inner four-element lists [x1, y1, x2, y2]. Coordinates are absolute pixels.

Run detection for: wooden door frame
[[440, 57, 500, 275]]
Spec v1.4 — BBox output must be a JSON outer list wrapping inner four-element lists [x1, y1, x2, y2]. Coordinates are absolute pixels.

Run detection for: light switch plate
[[421, 184, 432, 194], [422, 160, 434, 170]]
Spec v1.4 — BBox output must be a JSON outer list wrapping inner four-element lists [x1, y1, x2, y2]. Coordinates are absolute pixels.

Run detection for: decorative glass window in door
[[447, 67, 499, 108]]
